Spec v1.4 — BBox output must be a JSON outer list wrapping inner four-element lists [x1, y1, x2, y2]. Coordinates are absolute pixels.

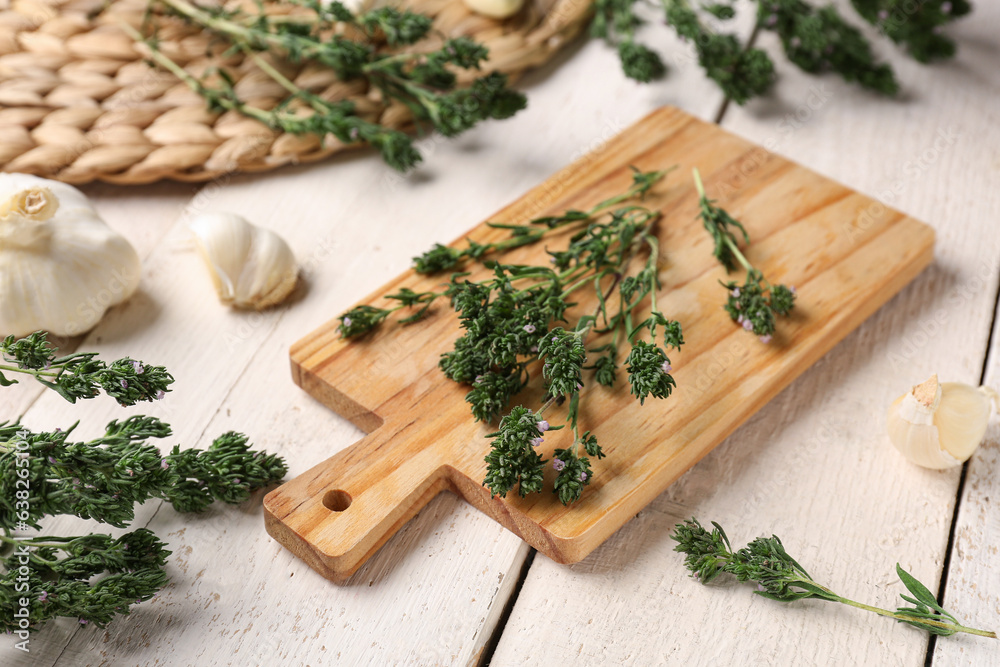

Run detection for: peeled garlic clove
[[0, 173, 141, 337], [886, 374, 997, 469], [189, 212, 298, 310], [462, 0, 524, 19]]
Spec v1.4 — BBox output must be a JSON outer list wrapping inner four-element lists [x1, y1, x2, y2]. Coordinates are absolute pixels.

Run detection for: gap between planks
[[477, 91, 740, 667], [925, 261, 1000, 667]]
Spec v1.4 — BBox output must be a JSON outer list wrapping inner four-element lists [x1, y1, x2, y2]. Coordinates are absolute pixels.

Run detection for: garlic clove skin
[[935, 382, 994, 462], [189, 212, 298, 310], [0, 174, 141, 338], [462, 0, 524, 19], [887, 374, 997, 469]]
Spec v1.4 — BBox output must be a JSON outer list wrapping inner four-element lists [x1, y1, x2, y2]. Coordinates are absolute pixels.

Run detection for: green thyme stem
[[159, 0, 259, 44], [722, 233, 754, 275], [121, 22, 246, 113], [692, 166, 752, 275], [0, 364, 59, 379], [594, 166, 676, 211], [834, 596, 996, 638], [673, 519, 996, 641]]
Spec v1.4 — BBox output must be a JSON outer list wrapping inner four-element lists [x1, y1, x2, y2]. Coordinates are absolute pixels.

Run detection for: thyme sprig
[[672, 518, 997, 640], [338, 168, 683, 503], [596, 0, 970, 102], [0, 332, 173, 406], [133, 0, 525, 171], [694, 169, 795, 341], [0, 334, 287, 633]]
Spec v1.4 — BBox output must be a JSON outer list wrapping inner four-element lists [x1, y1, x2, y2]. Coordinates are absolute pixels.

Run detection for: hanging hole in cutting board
[[323, 489, 352, 512]]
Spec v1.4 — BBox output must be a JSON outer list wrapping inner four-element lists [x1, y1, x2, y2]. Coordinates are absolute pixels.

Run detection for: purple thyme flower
[[156, 389, 166, 400], [233, 478, 241, 484], [537, 419, 550, 432], [552, 459, 566, 472], [120, 379, 128, 389], [759, 335, 772, 344], [743, 319, 753, 331], [523, 324, 536, 334], [661, 361, 672, 374], [530, 437, 543, 448], [730, 287, 740, 298], [343, 316, 352, 328], [38, 591, 48, 603], [942, 1, 952, 13], [579, 471, 588, 482], [48, 456, 57, 465], [79, 619, 88, 625], [131, 360, 144, 374], [160, 458, 169, 470], [877, 9, 888, 20]]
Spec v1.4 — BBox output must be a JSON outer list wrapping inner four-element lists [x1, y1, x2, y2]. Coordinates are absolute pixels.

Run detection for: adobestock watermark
[[222, 233, 339, 350], [60, 264, 139, 337], [9, 427, 32, 653], [511, 115, 628, 223], [845, 124, 961, 245], [886, 260, 991, 373], [684, 335, 752, 399], [738, 413, 856, 516], [714, 83, 834, 202]]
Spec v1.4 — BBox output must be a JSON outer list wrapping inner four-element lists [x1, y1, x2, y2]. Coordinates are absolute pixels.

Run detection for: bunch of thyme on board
[[0, 332, 287, 634], [338, 168, 684, 504], [694, 169, 796, 341], [672, 518, 997, 640], [593, 0, 971, 103], [131, 0, 526, 171]]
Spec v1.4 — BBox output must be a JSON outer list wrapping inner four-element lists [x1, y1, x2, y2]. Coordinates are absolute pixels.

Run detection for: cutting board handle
[[263, 425, 449, 582]]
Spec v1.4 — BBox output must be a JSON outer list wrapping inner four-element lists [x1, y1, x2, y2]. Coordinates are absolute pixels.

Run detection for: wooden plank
[[7, 29, 742, 666], [491, 3, 1000, 665], [933, 302, 1000, 666], [268, 105, 933, 582]]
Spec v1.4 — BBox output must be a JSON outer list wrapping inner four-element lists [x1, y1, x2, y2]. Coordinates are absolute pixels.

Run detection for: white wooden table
[[7, 3, 1000, 664]]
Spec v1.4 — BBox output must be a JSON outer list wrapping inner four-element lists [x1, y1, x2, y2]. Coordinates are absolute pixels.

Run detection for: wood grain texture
[[269, 105, 934, 582], [3, 27, 740, 664], [934, 304, 1000, 666], [492, 4, 1000, 665]]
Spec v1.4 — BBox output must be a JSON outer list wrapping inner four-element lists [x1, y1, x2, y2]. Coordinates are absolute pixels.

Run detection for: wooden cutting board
[[263, 106, 934, 582]]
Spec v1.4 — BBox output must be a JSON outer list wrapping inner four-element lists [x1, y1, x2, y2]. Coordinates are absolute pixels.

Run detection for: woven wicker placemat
[[0, 0, 591, 184]]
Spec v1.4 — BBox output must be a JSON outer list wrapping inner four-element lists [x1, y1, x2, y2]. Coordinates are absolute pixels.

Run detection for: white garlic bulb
[[0, 173, 141, 337], [887, 374, 998, 469], [189, 212, 298, 310], [462, 0, 524, 19]]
